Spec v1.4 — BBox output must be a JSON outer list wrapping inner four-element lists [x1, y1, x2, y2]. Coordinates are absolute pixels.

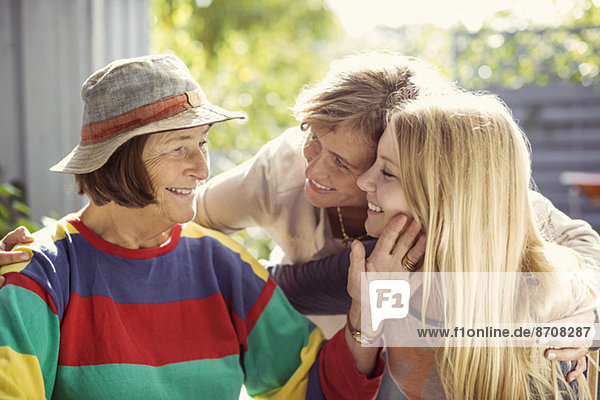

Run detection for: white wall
[[0, 0, 149, 221]]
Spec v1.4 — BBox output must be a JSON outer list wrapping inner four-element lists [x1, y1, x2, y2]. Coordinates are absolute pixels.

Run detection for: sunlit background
[[327, 0, 592, 33], [0, 4, 597, 400]]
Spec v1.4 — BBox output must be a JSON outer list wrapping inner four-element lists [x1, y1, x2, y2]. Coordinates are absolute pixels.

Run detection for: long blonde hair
[[387, 92, 595, 399]]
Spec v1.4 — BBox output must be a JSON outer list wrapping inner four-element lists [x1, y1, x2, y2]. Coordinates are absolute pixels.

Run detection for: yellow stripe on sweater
[[255, 328, 326, 400], [0, 346, 47, 399]]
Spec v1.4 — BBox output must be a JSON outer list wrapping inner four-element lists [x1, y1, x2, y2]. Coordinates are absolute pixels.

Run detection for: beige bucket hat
[[50, 54, 246, 174]]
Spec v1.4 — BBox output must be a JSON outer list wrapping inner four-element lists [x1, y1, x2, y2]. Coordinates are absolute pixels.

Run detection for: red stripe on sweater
[[68, 218, 181, 259], [59, 292, 242, 366], [4, 273, 58, 315], [245, 279, 276, 333], [230, 279, 276, 353]]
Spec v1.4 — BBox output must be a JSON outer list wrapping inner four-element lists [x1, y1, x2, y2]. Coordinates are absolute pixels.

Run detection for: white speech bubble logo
[[369, 280, 410, 331]]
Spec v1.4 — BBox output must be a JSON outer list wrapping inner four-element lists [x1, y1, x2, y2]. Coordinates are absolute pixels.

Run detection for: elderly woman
[[0, 54, 383, 399]]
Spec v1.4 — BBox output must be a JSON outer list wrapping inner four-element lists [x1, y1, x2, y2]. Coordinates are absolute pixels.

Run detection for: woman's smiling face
[[356, 127, 411, 238], [302, 124, 375, 209], [141, 125, 211, 226]]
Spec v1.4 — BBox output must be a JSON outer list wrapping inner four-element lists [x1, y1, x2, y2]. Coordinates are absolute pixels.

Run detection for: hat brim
[[50, 104, 246, 174]]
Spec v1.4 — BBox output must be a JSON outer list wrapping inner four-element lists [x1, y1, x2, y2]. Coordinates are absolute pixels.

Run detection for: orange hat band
[[80, 92, 196, 145]]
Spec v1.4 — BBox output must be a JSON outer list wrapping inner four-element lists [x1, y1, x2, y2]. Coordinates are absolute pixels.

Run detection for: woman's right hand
[[0, 226, 34, 286]]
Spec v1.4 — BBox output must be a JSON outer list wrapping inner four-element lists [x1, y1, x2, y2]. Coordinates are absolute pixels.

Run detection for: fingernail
[[547, 352, 556, 360], [19, 253, 29, 260]]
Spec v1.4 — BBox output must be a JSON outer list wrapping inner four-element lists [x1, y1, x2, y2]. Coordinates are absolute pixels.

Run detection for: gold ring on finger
[[402, 254, 417, 272]]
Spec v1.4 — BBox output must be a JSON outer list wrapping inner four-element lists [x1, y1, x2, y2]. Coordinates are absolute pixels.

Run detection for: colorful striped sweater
[[0, 216, 383, 399]]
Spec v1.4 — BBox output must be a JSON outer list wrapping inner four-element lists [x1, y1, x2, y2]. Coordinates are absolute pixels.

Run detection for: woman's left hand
[[538, 309, 596, 382]]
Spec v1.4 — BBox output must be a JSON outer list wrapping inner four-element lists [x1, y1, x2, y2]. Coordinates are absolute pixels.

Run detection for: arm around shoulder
[[195, 128, 305, 232]]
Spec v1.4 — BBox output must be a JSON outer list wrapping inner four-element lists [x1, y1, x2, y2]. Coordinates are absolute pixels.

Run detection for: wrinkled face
[[142, 125, 211, 226], [303, 124, 375, 208], [357, 127, 411, 237]]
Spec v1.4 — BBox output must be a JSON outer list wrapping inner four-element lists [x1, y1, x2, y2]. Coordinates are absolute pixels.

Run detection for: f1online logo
[[369, 280, 410, 331]]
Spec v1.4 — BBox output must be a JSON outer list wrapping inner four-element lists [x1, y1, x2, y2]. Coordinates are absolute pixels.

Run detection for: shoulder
[[2, 215, 81, 275], [259, 126, 305, 157], [0, 215, 80, 318], [179, 222, 276, 322], [542, 242, 583, 271], [200, 127, 305, 200], [180, 222, 270, 283], [252, 127, 306, 192], [529, 190, 552, 212]]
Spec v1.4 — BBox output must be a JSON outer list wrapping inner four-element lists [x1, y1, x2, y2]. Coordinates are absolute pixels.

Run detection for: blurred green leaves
[[345, 0, 600, 91], [453, 25, 600, 89], [151, 0, 600, 149], [0, 183, 41, 238], [450, 0, 600, 89]]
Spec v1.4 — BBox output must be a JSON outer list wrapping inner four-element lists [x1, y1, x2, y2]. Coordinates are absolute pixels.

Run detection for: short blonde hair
[[292, 51, 454, 143]]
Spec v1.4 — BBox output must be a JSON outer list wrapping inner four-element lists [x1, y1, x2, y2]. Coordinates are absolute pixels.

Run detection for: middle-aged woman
[[350, 91, 600, 399], [0, 54, 384, 399]]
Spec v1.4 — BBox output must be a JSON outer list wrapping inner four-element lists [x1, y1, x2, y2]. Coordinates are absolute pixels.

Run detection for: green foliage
[[452, 0, 600, 89], [230, 228, 274, 262], [453, 26, 600, 89], [357, 25, 455, 80], [0, 183, 41, 238], [343, 0, 600, 91]]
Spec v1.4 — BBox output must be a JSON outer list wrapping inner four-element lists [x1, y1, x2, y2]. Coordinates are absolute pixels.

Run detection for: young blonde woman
[[353, 91, 599, 399]]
